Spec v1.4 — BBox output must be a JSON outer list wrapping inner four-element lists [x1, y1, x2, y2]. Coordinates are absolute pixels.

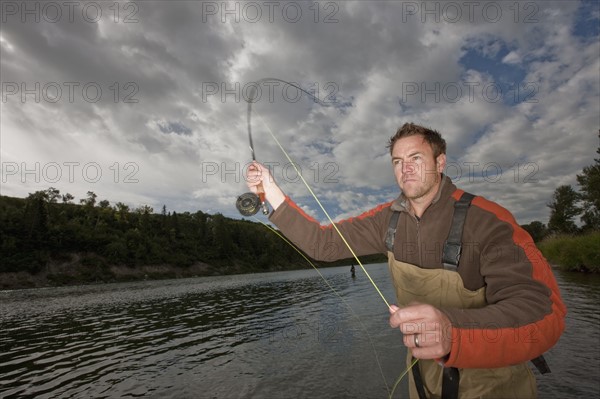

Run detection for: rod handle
[[257, 186, 269, 215]]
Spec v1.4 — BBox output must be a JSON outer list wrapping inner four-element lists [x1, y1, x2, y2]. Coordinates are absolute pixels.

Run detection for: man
[[246, 123, 566, 398]]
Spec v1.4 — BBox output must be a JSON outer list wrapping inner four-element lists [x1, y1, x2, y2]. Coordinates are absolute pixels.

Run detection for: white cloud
[[502, 51, 521, 65], [1, 1, 598, 226]]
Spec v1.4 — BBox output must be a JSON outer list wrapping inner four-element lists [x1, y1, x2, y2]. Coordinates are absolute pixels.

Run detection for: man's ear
[[436, 154, 446, 173]]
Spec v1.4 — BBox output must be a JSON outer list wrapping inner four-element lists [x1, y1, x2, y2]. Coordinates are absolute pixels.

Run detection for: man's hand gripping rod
[[235, 86, 269, 217]]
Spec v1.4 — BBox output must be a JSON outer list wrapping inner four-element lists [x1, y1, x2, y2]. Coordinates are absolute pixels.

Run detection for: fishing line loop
[[247, 77, 390, 309], [245, 77, 418, 397]]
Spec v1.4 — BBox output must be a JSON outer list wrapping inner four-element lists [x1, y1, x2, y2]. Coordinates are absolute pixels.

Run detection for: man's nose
[[403, 162, 416, 174]]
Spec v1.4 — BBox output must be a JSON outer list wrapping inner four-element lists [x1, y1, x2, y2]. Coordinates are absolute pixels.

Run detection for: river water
[[1, 264, 598, 398]]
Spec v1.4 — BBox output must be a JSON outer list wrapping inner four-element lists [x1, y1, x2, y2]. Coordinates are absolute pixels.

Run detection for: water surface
[[1, 264, 598, 398]]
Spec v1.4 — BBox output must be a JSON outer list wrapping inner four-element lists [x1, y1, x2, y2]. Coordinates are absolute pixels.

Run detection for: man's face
[[391, 135, 446, 201]]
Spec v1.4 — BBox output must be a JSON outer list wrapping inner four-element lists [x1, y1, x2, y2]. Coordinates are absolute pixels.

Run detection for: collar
[[390, 174, 452, 214]]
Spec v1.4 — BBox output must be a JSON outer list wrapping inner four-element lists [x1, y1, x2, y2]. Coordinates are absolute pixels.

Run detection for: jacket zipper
[[416, 217, 422, 265]]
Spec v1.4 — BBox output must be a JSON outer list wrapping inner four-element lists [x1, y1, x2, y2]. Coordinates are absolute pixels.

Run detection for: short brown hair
[[387, 123, 447, 158]]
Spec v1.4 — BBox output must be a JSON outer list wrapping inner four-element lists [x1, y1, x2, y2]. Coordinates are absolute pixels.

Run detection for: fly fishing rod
[[235, 78, 330, 217], [236, 83, 269, 216], [234, 77, 416, 397]]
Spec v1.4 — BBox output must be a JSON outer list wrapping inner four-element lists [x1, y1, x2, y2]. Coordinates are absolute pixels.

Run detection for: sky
[[1, 0, 599, 225]]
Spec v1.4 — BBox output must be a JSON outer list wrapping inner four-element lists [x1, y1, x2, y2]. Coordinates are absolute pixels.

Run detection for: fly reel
[[236, 192, 269, 216]]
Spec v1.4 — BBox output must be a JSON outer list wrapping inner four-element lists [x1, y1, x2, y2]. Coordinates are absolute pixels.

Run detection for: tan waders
[[387, 252, 537, 398]]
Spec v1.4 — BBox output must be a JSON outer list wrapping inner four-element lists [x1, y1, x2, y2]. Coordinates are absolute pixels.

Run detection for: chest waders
[[386, 192, 549, 399]]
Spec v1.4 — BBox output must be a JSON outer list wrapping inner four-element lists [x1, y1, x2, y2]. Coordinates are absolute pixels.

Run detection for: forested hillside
[[1, 189, 375, 288]]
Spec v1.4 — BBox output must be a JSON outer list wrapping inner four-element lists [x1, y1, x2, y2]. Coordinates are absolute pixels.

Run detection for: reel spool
[[236, 192, 268, 216]]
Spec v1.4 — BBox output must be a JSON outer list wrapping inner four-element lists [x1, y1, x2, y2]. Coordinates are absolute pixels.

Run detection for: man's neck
[[408, 179, 444, 218]]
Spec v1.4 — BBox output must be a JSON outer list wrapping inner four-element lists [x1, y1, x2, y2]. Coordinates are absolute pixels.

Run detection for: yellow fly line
[[244, 78, 418, 397], [253, 110, 418, 399], [255, 111, 391, 309], [255, 219, 392, 397]]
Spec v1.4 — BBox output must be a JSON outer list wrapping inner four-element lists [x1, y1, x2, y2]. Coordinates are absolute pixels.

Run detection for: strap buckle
[[442, 242, 461, 271]]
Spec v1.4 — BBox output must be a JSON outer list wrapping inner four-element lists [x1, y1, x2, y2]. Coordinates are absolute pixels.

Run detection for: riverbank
[[0, 260, 212, 291], [0, 252, 386, 290], [4, 230, 597, 290], [538, 231, 600, 273]]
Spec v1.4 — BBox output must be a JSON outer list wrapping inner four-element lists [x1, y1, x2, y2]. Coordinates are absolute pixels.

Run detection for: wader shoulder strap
[[410, 357, 429, 399], [385, 210, 400, 252], [532, 355, 551, 374], [442, 192, 475, 271], [412, 357, 460, 399], [384, 192, 475, 260], [441, 191, 552, 374], [442, 367, 460, 399]]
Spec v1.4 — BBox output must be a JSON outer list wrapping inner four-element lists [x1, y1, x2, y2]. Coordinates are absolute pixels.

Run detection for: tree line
[[0, 189, 316, 278], [1, 141, 597, 283], [521, 141, 599, 242]]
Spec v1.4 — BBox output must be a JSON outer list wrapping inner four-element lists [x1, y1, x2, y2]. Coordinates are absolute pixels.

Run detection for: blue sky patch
[[459, 42, 529, 106], [157, 121, 193, 136], [573, 0, 600, 39]]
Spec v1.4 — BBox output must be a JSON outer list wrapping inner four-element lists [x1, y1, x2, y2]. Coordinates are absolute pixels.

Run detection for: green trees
[[80, 191, 97, 207], [0, 188, 309, 282], [547, 185, 580, 234], [576, 145, 600, 231], [522, 139, 599, 242], [540, 138, 600, 272], [547, 142, 600, 235], [521, 221, 548, 242]]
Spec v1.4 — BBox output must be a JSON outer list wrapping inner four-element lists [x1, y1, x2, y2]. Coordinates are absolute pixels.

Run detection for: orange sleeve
[[444, 196, 567, 368]]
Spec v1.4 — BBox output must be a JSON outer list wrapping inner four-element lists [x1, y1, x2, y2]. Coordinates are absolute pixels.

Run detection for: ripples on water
[[1, 265, 599, 398], [0, 267, 403, 399]]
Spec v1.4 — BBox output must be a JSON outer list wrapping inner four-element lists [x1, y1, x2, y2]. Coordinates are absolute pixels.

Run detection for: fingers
[[244, 162, 286, 211], [403, 334, 424, 349], [247, 161, 276, 184], [389, 303, 435, 331], [389, 303, 453, 360], [245, 162, 269, 194], [403, 334, 418, 348]]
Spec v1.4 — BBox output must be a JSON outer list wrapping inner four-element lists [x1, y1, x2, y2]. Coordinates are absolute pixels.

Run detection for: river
[[1, 264, 598, 398]]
